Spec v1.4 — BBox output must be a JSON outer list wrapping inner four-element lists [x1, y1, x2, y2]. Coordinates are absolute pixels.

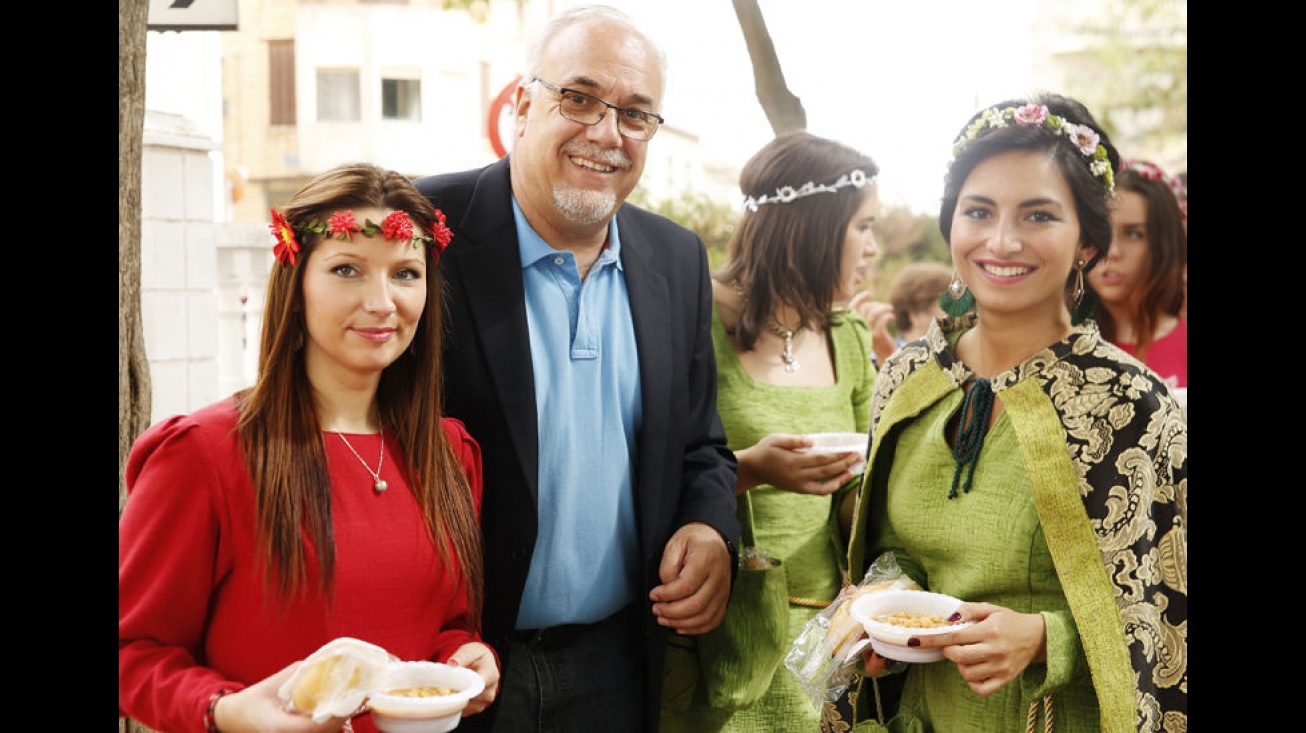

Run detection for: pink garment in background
[[1116, 318, 1186, 388]]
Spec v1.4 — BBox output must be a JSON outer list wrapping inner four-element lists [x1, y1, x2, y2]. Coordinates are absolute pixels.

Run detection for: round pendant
[[374, 480, 388, 493]]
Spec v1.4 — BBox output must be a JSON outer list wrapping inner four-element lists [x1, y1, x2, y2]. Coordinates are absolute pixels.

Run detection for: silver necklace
[[333, 431, 387, 493], [730, 279, 806, 373], [766, 323, 806, 373]]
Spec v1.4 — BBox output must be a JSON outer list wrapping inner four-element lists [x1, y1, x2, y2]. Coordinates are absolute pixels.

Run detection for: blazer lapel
[[617, 210, 672, 548], [452, 161, 540, 499]]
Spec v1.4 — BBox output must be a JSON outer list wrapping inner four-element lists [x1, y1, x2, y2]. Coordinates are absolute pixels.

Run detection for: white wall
[[140, 110, 222, 427], [140, 30, 229, 426], [294, 5, 493, 175]]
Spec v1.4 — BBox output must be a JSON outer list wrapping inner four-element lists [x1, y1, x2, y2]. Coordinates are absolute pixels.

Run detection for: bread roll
[[278, 637, 395, 723], [827, 578, 921, 660]]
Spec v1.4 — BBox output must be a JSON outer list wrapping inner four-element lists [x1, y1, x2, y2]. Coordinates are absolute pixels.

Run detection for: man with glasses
[[415, 5, 740, 732]]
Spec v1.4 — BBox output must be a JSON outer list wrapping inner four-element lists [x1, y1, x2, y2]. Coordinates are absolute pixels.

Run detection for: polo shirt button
[[553, 256, 564, 265]]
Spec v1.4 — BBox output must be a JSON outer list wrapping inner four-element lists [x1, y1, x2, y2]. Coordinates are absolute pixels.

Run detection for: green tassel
[[949, 377, 993, 498], [1071, 288, 1097, 326], [939, 284, 975, 318]]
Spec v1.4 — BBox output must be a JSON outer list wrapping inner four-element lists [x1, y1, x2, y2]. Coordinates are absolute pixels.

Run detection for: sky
[[603, 0, 1041, 214]]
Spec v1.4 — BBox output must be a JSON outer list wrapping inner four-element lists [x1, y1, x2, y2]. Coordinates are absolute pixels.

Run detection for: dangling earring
[[293, 327, 305, 351], [939, 270, 975, 318], [1071, 259, 1086, 306], [1069, 258, 1096, 326]]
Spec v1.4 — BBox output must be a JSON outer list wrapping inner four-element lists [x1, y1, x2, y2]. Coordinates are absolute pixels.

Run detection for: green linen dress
[[868, 394, 1101, 731], [659, 306, 876, 733]]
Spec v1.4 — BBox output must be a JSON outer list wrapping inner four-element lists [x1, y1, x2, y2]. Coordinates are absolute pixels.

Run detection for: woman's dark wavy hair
[[235, 162, 483, 621], [717, 131, 880, 351], [938, 93, 1121, 315]]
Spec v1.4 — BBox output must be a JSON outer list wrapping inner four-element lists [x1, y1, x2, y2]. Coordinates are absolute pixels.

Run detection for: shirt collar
[[511, 196, 624, 270]]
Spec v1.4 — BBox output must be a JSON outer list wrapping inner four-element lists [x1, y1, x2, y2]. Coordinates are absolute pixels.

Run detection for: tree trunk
[[120, 0, 156, 729], [730, 0, 806, 136], [120, 0, 151, 514]]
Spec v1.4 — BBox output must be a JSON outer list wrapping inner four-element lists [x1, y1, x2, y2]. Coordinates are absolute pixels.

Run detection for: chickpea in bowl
[[368, 661, 485, 733], [848, 588, 974, 663]]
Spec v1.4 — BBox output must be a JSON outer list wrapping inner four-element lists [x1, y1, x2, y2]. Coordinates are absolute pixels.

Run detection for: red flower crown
[[1122, 159, 1186, 217], [1123, 159, 1170, 183], [270, 207, 453, 268]]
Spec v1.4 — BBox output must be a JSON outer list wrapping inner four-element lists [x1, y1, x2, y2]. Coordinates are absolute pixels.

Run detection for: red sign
[[486, 76, 521, 159]]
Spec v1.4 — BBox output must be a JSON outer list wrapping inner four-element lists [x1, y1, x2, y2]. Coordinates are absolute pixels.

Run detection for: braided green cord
[[949, 377, 994, 498]]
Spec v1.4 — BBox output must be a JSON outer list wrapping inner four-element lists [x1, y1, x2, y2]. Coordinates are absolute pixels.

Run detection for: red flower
[[327, 210, 361, 239], [430, 209, 454, 251], [1125, 159, 1167, 182], [381, 210, 415, 243], [269, 207, 300, 267]]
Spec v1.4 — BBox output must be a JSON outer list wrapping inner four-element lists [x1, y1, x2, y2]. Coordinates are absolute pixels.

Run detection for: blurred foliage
[[1058, 0, 1186, 165], [439, 0, 495, 23], [627, 186, 739, 270], [870, 206, 951, 299], [629, 185, 950, 298]]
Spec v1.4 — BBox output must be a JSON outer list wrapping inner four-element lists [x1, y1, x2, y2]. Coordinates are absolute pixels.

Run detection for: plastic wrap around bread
[[279, 637, 397, 722], [784, 552, 924, 711], [825, 577, 922, 660]]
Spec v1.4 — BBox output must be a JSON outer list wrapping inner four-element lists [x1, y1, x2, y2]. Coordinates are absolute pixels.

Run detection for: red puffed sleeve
[[119, 404, 247, 732]]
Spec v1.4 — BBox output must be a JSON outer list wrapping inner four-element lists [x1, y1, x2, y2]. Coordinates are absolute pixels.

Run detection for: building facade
[[138, 0, 1185, 426]]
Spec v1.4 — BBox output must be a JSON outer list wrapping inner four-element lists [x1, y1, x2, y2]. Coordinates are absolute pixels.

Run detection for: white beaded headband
[[741, 169, 877, 212]]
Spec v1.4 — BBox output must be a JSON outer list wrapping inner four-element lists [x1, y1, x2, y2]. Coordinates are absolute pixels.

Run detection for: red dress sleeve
[[119, 408, 246, 733], [444, 416, 484, 518]]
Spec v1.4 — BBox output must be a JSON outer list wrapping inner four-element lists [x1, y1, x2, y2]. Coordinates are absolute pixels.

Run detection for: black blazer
[[415, 157, 740, 731]]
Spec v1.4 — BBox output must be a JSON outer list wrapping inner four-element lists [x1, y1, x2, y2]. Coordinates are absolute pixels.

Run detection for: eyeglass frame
[[530, 77, 665, 141]]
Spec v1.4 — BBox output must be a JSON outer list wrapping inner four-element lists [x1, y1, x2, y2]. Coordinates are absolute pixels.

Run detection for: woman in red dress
[[120, 162, 499, 732]]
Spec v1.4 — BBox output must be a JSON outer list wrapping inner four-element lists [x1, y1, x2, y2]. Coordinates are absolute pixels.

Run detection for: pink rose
[[1013, 104, 1048, 126], [1064, 124, 1101, 156]]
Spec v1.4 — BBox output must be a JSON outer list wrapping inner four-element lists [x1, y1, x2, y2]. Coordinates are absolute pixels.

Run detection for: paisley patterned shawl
[[849, 313, 1187, 733]]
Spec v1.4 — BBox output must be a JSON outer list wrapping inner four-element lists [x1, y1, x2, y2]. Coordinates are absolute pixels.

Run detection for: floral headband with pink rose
[[269, 207, 454, 268], [951, 103, 1115, 198]]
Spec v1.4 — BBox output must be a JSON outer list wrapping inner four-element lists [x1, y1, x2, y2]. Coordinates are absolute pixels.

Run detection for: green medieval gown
[[844, 314, 1186, 733]]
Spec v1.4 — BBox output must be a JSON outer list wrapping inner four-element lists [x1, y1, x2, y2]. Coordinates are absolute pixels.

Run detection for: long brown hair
[[235, 162, 483, 620], [1092, 164, 1187, 360]]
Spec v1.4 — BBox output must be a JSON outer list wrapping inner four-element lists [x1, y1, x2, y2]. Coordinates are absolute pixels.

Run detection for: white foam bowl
[[849, 589, 973, 663], [797, 432, 869, 475], [368, 661, 484, 733]]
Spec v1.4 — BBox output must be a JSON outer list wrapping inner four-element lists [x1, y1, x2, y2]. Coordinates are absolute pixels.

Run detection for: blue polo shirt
[[511, 197, 643, 628]]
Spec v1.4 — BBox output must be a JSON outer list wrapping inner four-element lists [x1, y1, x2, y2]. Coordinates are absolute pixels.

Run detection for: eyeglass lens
[[553, 87, 659, 140]]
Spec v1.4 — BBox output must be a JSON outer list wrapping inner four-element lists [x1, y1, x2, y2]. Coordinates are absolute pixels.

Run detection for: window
[[317, 70, 360, 122], [382, 78, 421, 121], [268, 40, 296, 125]]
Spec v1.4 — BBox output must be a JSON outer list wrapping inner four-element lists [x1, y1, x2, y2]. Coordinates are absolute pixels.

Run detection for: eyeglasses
[[531, 77, 665, 142]]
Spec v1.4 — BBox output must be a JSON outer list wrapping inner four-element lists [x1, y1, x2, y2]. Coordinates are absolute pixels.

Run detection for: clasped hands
[[650, 521, 735, 636]]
